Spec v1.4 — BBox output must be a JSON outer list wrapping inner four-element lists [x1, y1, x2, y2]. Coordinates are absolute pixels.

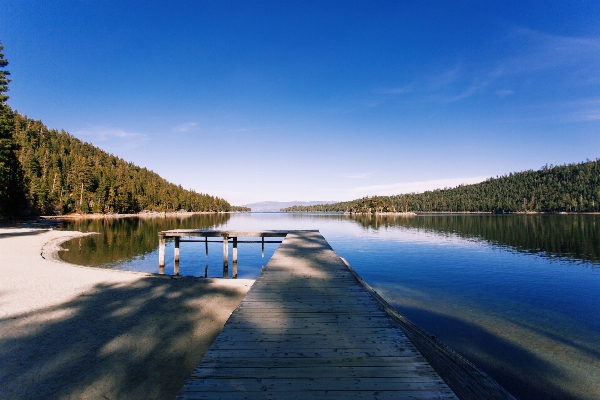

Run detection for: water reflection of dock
[[169, 230, 513, 399]]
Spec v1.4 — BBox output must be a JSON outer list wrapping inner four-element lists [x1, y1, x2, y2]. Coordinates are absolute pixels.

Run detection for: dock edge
[[340, 258, 516, 400]]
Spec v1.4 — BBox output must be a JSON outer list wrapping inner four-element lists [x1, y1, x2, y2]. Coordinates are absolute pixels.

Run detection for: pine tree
[[0, 42, 27, 218], [0, 42, 9, 105]]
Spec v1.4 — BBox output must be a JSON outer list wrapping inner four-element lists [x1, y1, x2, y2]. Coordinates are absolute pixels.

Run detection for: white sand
[[0, 226, 253, 399]]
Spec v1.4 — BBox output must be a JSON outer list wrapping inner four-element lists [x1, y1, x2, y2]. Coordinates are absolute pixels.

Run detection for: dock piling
[[232, 237, 238, 264], [222, 234, 229, 268], [232, 237, 238, 279], [158, 233, 166, 274], [174, 236, 180, 276], [223, 234, 229, 278]]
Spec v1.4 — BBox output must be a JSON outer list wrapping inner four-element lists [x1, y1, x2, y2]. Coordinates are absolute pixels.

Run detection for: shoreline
[[283, 210, 600, 215], [0, 226, 254, 399], [40, 210, 247, 221], [4, 210, 596, 224]]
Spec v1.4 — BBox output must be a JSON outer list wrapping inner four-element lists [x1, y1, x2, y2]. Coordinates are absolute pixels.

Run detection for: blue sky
[[1, 1, 599, 205]]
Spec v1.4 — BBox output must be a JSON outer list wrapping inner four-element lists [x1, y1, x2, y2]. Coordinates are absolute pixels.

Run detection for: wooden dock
[[158, 230, 298, 277], [177, 230, 464, 399]]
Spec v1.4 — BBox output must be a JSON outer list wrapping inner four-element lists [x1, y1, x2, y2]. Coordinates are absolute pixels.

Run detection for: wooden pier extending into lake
[[167, 230, 513, 399], [158, 229, 296, 277]]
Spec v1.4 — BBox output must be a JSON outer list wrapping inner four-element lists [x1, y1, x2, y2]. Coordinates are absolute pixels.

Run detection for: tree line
[[303, 213, 600, 264], [282, 160, 600, 213], [0, 43, 249, 218]]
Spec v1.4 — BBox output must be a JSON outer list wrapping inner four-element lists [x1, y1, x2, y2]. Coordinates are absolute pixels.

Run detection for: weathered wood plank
[[242, 289, 373, 296], [188, 365, 440, 379], [199, 347, 420, 358], [183, 377, 452, 391], [211, 334, 412, 342], [229, 311, 385, 317], [231, 307, 383, 313], [178, 390, 455, 400], [224, 321, 398, 329], [198, 356, 435, 368], [209, 340, 414, 351], [214, 328, 403, 337]]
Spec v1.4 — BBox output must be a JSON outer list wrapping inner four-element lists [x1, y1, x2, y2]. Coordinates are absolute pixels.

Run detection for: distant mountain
[[243, 201, 337, 212]]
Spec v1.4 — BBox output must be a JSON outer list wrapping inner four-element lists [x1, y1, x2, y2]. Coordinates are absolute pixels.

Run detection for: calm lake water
[[59, 213, 600, 400]]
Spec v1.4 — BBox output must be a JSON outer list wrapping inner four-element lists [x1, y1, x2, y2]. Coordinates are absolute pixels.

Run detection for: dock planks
[[177, 231, 457, 399]]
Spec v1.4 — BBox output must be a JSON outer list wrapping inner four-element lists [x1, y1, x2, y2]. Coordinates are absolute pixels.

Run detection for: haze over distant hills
[[243, 201, 336, 212]]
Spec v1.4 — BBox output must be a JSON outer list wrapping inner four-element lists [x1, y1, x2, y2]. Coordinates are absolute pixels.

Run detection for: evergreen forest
[[0, 44, 248, 218], [282, 160, 600, 213]]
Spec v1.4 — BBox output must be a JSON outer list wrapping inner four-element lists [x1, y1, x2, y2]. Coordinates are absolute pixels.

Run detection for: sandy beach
[[0, 224, 254, 399]]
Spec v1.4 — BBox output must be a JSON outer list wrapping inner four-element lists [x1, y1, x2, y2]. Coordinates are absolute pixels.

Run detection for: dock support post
[[174, 236, 180, 276], [262, 236, 264, 258], [232, 237, 238, 279], [158, 233, 166, 274], [223, 234, 229, 278], [205, 236, 208, 256], [233, 237, 238, 264]]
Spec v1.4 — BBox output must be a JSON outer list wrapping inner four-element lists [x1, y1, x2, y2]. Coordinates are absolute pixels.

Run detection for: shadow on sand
[[0, 276, 250, 399]]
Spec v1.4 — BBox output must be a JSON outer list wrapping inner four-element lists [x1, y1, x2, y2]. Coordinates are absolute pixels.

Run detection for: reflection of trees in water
[[59, 214, 231, 266], [57, 212, 600, 266], [347, 213, 600, 264]]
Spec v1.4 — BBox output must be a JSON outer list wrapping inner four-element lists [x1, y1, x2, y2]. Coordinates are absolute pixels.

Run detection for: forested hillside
[[282, 160, 600, 213], [0, 44, 246, 218], [0, 107, 240, 217]]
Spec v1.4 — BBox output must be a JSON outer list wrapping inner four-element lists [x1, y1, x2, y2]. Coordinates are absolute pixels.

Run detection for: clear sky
[[1, 1, 599, 205]]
